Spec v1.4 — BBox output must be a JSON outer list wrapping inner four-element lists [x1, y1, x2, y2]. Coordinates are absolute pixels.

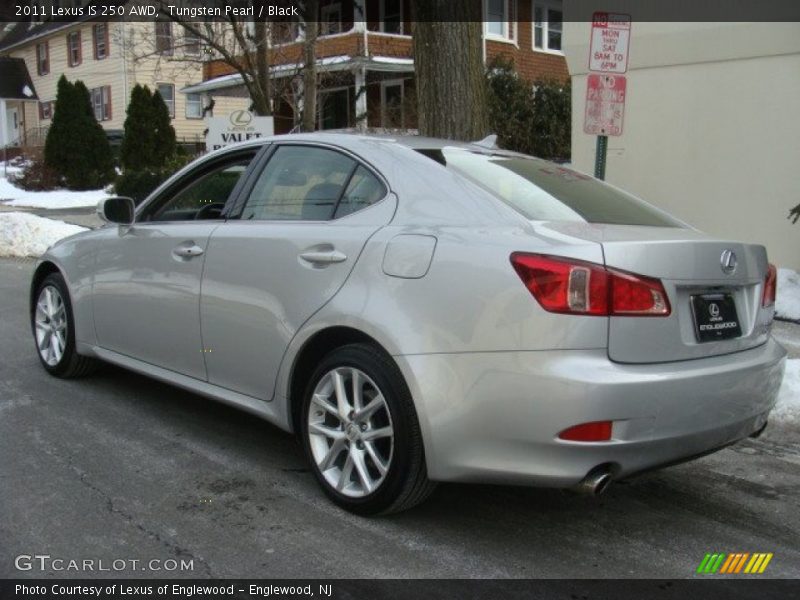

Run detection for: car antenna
[[472, 134, 498, 149]]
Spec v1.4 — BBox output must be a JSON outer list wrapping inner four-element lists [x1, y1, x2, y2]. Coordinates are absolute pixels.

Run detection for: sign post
[[584, 12, 631, 180]]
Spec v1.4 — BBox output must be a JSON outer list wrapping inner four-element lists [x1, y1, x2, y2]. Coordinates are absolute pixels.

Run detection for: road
[[1, 257, 799, 579]]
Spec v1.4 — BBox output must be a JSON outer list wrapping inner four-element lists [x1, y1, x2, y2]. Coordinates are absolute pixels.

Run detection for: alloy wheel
[[307, 367, 394, 498], [34, 285, 68, 367]]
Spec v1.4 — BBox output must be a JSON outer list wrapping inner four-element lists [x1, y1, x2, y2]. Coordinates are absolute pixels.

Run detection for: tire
[[300, 343, 436, 515], [31, 272, 98, 378]]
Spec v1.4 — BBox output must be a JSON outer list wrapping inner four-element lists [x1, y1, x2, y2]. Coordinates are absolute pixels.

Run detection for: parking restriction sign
[[583, 73, 626, 137], [589, 12, 631, 73]]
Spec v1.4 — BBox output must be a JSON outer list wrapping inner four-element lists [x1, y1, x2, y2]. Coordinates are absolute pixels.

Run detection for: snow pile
[[772, 359, 800, 427], [776, 268, 800, 322], [0, 174, 109, 209], [0, 212, 87, 257]]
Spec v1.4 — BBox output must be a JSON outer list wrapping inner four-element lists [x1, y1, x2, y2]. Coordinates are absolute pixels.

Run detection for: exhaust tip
[[575, 468, 613, 496]]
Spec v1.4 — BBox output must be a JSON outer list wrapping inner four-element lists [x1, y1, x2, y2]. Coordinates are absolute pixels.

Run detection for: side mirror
[[97, 197, 135, 226]]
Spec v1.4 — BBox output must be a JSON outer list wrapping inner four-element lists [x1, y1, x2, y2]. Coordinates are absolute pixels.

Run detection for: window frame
[[185, 92, 203, 119], [155, 21, 174, 56], [67, 30, 82, 67], [39, 100, 53, 120], [36, 41, 49, 75], [380, 79, 405, 129], [137, 148, 263, 223], [228, 142, 390, 222], [320, 2, 343, 35], [183, 28, 201, 55], [93, 23, 109, 60], [484, 0, 516, 43], [379, 0, 404, 35], [532, 0, 564, 54], [90, 86, 112, 121], [156, 83, 176, 118]]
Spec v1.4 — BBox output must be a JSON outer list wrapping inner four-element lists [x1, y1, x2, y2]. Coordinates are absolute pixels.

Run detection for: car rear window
[[417, 148, 681, 227]]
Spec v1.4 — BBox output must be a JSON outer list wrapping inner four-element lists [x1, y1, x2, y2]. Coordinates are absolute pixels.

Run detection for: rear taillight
[[510, 253, 671, 317], [762, 263, 777, 307]]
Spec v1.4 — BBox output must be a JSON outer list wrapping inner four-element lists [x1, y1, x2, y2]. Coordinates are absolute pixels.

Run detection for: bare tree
[[125, 1, 326, 124], [411, 1, 489, 140], [301, 0, 319, 131]]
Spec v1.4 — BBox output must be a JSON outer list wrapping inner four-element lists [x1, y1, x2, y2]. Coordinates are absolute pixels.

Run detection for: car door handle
[[299, 250, 347, 265], [173, 244, 205, 259]]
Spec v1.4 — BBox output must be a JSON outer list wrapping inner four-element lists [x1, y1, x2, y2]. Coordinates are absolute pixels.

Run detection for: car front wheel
[[32, 273, 97, 377], [301, 343, 435, 515]]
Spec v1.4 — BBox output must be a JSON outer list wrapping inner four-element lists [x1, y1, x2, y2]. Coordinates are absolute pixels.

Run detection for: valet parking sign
[[584, 12, 631, 137], [206, 110, 274, 151]]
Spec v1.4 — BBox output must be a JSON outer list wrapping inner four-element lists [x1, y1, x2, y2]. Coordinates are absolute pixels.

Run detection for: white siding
[[564, 22, 800, 270]]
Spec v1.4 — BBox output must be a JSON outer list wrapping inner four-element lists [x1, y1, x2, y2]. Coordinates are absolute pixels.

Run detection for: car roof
[[209, 131, 512, 158]]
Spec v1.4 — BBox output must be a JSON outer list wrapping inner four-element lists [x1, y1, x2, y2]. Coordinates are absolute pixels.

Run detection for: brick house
[[183, 0, 568, 134]]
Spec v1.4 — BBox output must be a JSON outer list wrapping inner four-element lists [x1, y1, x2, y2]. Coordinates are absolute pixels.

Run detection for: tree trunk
[[251, 19, 272, 116], [302, 0, 319, 131], [412, 1, 488, 140]]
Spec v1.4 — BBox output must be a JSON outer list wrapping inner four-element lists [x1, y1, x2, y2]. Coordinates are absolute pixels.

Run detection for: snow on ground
[[0, 175, 109, 209], [0, 212, 87, 258], [776, 268, 800, 322], [773, 359, 800, 427]]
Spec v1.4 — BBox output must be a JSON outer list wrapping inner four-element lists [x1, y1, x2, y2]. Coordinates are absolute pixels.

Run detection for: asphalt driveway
[[1, 257, 798, 579]]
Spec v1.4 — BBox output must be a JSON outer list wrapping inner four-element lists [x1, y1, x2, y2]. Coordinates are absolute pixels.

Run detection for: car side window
[[334, 165, 387, 219], [241, 145, 377, 221], [147, 158, 254, 222]]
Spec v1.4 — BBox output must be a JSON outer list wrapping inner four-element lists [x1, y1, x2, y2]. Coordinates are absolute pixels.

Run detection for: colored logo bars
[[697, 553, 773, 574]]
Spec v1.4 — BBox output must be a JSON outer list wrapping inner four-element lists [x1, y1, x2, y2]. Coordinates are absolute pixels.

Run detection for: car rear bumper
[[396, 337, 786, 487]]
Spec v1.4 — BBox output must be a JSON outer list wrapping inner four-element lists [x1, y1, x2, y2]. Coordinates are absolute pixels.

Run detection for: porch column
[[0, 99, 8, 149], [353, 0, 366, 32], [355, 67, 367, 132]]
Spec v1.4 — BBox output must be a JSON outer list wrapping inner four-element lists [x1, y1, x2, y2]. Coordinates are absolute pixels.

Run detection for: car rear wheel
[[32, 273, 97, 378], [301, 343, 435, 515]]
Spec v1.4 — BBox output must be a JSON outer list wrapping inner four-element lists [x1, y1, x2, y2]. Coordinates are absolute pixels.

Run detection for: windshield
[[418, 148, 682, 227]]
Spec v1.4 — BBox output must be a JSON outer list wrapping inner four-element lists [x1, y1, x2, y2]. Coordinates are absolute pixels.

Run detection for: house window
[[381, 80, 404, 128], [380, 0, 403, 35], [184, 28, 201, 54], [67, 30, 82, 67], [39, 101, 54, 120], [320, 2, 342, 35], [485, 0, 517, 41], [93, 23, 108, 59], [157, 83, 175, 118], [186, 93, 203, 119], [533, 1, 563, 52], [155, 22, 173, 55], [319, 87, 351, 130], [36, 41, 49, 75], [90, 86, 112, 121]]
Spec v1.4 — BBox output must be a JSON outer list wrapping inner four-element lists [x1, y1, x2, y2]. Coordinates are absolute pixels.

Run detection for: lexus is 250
[[30, 134, 786, 514]]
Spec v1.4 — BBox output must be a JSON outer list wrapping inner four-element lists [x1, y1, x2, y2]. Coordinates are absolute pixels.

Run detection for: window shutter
[[38, 102, 43, 120], [105, 86, 112, 120], [105, 23, 110, 57], [45, 41, 50, 73], [77, 30, 82, 65]]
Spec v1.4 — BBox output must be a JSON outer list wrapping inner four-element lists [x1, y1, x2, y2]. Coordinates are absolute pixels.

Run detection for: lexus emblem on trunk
[[720, 250, 737, 274]]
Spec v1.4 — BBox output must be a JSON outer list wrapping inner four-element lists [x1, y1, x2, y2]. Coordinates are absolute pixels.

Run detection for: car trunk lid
[[538, 222, 772, 363]]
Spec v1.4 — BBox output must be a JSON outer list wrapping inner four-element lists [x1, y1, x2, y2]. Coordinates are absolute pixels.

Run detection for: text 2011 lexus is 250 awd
[[30, 134, 786, 514]]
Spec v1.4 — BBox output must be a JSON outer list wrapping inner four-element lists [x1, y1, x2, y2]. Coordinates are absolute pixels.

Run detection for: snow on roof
[[182, 55, 414, 94]]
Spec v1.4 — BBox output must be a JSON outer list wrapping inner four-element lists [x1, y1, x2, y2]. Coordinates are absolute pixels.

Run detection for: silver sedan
[[30, 134, 786, 514]]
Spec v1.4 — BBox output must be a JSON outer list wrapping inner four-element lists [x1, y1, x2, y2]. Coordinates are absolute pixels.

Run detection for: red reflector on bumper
[[558, 421, 613, 442]]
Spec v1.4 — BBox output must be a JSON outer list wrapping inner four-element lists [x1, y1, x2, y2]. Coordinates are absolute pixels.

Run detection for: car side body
[[31, 133, 786, 510]]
